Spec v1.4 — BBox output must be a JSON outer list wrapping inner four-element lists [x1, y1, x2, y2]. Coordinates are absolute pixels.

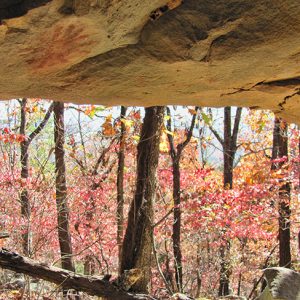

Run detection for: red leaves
[[3, 127, 9, 134], [184, 183, 277, 242], [0, 128, 26, 143]]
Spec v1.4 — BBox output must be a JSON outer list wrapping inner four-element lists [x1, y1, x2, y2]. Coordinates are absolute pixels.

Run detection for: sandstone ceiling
[[0, 0, 300, 124]]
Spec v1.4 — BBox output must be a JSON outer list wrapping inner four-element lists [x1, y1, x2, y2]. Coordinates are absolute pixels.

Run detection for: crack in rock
[[220, 81, 265, 97], [279, 88, 300, 111]]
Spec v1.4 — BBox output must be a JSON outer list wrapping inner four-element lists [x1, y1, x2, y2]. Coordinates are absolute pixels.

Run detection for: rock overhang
[[0, 0, 300, 124]]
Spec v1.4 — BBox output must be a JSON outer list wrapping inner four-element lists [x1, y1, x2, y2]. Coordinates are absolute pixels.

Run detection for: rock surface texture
[[1, 0, 300, 123], [261, 267, 300, 300]]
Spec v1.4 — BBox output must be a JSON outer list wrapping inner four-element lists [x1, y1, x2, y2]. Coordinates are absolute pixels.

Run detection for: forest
[[0, 99, 299, 300]]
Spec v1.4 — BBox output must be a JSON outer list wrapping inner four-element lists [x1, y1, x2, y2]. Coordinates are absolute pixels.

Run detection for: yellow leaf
[[132, 135, 140, 142], [160, 141, 169, 153], [121, 118, 134, 128]]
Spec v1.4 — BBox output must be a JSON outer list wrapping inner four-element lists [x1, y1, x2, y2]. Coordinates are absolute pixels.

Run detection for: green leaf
[[201, 112, 212, 125]]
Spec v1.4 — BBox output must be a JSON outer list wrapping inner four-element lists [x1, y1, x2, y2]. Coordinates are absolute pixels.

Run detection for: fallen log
[[0, 249, 155, 300]]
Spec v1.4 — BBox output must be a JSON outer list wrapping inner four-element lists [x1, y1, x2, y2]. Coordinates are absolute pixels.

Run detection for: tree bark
[[223, 106, 234, 189], [271, 117, 291, 268], [19, 98, 31, 256], [172, 158, 183, 291], [53, 101, 75, 272], [19, 99, 54, 256], [0, 249, 155, 300], [166, 107, 198, 292], [217, 107, 242, 296], [218, 240, 231, 296], [117, 106, 127, 274], [121, 106, 165, 293]]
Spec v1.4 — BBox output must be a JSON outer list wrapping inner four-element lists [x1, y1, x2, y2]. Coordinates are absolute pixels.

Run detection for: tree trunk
[[272, 117, 291, 268], [218, 241, 231, 296], [219, 107, 232, 296], [223, 106, 234, 189], [166, 106, 198, 293], [117, 106, 127, 274], [172, 158, 183, 292], [19, 99, 54, 256], [20, 98, 31, 256], [53, 101, 75, 272], [218, 106, 242, 296], [195, 244, 202, 298], [121, 106, 164, 293], [0, 249, 156, 300]]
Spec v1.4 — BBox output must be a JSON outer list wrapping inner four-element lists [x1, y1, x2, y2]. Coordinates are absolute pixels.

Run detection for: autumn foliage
[[0, 100, 299, 299]]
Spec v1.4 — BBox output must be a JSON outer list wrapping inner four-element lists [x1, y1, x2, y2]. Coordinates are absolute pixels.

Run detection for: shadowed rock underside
[[1, 0, 300, 124]]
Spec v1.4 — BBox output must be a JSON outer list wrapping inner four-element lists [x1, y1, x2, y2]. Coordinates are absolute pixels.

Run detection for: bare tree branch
[[28, 102, 54, 143], [177, 106, 199, 154], [92, 137, 117, 176], [152, 208, 174, 228], [209, 125, 224, 146], [166, 106, 199, 159], [151, 230, 174, 295], [199, 107, 224, 146]]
